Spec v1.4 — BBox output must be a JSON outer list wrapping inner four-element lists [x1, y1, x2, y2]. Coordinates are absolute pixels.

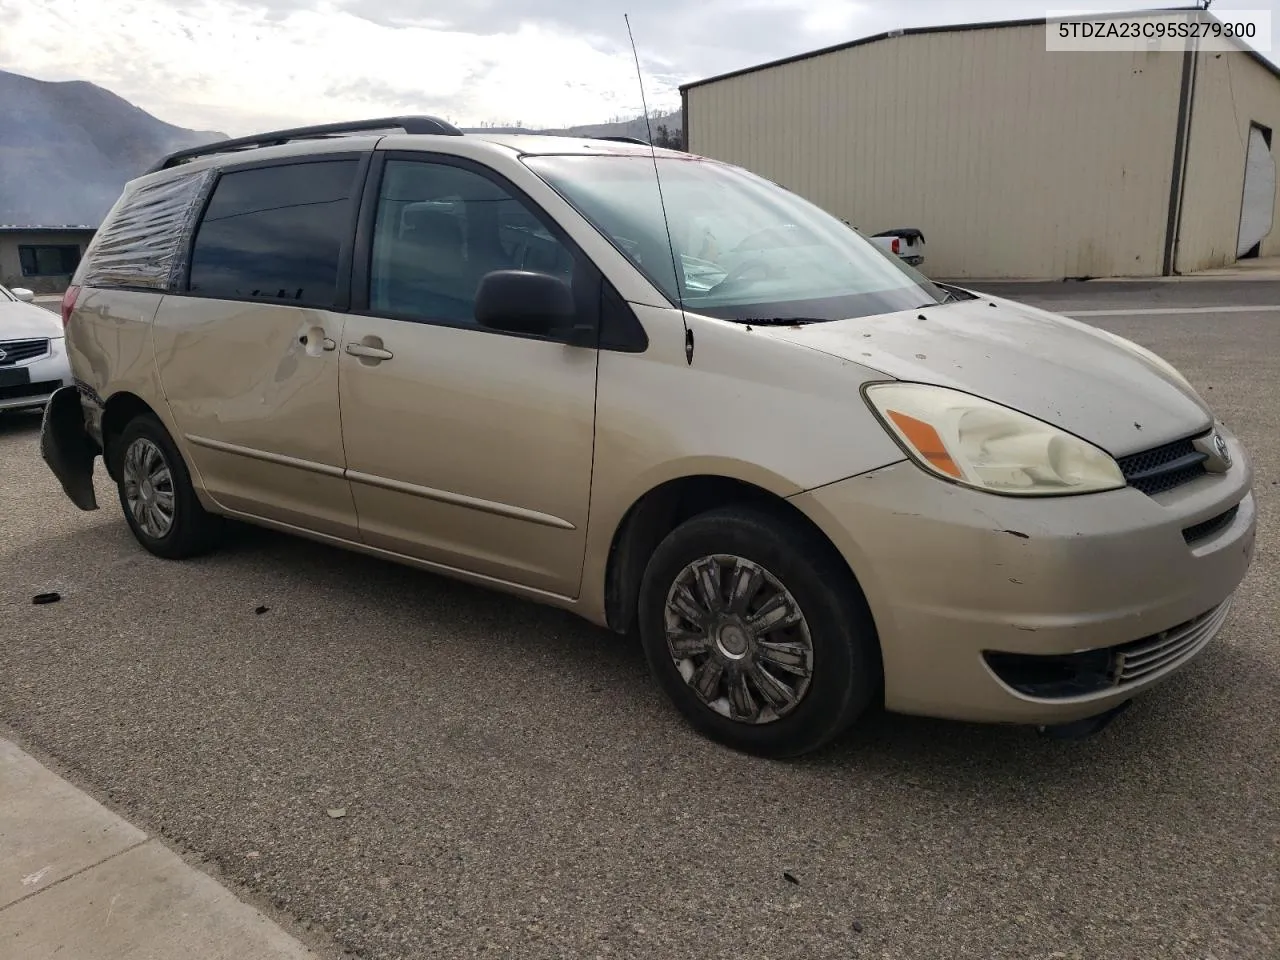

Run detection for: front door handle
[[345, 342, 394, 361]]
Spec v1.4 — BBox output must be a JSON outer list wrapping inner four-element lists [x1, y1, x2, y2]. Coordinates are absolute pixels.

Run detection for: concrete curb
[[0, 738, 317, 959]]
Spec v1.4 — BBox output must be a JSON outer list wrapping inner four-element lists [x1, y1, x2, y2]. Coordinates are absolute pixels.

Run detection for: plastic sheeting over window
[[76, 169, 216, 291]]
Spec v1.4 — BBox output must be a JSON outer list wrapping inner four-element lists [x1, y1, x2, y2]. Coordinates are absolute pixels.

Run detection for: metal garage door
[[1237, 124, 1275, 258]]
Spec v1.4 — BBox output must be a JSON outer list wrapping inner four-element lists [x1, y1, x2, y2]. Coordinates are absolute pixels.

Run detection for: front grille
[[984, 599, 1231, 698], [0, 338, 50, 365], [0, 379, 60, 402], [1117, 436, 1208, 495], [1112, 601, 1231, 685], [1183, 505, 1240, 544]]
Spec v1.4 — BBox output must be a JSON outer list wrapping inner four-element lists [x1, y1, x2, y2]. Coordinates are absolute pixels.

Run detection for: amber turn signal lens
[[885, 409, 963, 478]]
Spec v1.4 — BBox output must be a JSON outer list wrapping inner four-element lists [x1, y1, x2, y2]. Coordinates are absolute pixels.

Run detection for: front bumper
[[0, 336, 73, 411], [790, 427, 1256, 725]]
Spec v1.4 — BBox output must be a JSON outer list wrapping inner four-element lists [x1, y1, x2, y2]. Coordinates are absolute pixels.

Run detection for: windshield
[[523, 155, 944, 322], [0, 285, 13, 302]]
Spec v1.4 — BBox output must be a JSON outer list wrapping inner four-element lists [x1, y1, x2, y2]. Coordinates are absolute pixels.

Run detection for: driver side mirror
[[474, 270, 591, 345], [12, 287, 34, 302]]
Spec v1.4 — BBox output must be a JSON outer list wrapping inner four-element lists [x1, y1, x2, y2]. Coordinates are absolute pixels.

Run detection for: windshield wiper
[[734, 317, 823, 326], [934, 283, 977, 304]]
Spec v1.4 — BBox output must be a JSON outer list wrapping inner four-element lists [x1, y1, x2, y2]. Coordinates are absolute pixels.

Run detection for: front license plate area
[[0, 367, 32, 387]]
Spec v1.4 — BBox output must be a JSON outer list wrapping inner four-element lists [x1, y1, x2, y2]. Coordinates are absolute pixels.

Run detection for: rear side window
[[188, 160, 359, 308]]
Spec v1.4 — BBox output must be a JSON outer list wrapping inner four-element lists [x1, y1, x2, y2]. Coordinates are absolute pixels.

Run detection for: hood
[[759, 295, 1212, 456], [0, 300, 62, 341]]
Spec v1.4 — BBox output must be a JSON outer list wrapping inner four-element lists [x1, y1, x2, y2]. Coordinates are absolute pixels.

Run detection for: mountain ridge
[[0, 68, 226, 226], [0, 67, 680, 226], [463, 110, 682, 142]]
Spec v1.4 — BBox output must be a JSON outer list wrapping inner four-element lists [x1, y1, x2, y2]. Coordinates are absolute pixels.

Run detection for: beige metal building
[[681, 14, 1280, 279], [0, 227, 96, 293]]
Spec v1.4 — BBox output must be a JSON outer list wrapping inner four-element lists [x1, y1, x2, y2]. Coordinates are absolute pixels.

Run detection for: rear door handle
[[345, 343, 394, 361]]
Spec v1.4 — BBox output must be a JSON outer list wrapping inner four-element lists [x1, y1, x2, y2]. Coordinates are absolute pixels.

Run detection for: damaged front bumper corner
[[40, 385, 101, 511]]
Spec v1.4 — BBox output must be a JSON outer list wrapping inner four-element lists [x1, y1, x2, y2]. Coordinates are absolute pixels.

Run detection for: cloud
[[0, 0, 683, 134], [0, 0, 1275, 136]]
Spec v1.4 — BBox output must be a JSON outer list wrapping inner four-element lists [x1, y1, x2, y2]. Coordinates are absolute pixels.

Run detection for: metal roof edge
[[1243, 47, 1280, 83], [0, 225, 98, 231], [678, 7, 1230, 92]]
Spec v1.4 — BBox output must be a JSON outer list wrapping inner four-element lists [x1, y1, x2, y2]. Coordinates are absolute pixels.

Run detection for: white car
[[0, 284, 74, 412]]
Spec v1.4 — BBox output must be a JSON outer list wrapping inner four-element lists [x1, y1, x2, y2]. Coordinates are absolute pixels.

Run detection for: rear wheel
[[638, 506, 879, 757], [113, 413, 223, 559]]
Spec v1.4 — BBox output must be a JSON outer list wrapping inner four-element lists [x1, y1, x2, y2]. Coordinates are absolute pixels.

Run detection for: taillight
[[60, 285, 80, 327], [891, 238, 901, 255]]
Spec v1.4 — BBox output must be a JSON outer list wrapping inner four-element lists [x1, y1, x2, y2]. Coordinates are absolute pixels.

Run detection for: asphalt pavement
[[2, 280, 1277, 959]]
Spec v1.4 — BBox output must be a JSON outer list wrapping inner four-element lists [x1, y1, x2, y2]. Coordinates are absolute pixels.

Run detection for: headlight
[[865, 383, 1126, 496]]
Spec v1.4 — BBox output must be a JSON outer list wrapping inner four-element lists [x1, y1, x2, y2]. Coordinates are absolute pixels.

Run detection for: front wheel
[[638, 506, 880, 757], [113, 413, 223, 559]]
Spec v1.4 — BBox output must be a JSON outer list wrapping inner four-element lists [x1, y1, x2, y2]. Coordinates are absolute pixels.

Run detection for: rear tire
[[113, 413, 223, 559], [637, 505, 879, 758]]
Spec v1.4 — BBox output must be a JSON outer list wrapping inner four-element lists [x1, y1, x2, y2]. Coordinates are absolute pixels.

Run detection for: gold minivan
[[42, 117, 1256, 756]]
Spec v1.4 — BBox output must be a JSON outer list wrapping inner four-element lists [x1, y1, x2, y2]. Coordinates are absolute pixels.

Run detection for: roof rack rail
[[593, 136, 651, 145], [147, 116, 464, 173]]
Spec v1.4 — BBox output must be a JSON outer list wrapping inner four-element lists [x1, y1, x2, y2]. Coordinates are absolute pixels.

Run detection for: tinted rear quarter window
[[188, 160, 359, 308]]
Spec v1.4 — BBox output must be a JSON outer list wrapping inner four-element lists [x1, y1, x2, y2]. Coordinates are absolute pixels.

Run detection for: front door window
[[369, 160, 576, 327]]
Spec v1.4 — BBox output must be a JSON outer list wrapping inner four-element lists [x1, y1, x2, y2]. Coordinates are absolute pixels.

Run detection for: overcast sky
[[0, 0, 1276, 135]]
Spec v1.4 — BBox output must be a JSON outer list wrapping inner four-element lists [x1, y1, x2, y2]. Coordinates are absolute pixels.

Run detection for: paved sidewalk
[[0, 738, 315, 959], [942, 255, 1280, 285]]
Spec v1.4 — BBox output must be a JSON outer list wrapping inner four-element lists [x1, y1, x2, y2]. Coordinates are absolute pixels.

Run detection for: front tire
[[638, 506, 880, 758], [113, 413, 223, 559]]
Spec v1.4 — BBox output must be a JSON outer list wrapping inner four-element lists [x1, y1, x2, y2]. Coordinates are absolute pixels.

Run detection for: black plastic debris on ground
[[32, 592, 61, 605]]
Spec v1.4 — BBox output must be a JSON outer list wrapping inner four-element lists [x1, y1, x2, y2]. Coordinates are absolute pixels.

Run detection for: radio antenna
[[624, 14, 692, 364]]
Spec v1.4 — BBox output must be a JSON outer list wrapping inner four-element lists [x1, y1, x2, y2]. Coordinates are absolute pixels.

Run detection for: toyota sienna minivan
[[41, 116, 1256, 756]]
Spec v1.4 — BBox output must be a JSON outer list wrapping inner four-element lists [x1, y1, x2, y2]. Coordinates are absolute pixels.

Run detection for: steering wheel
[[706, 257, 777, 296]]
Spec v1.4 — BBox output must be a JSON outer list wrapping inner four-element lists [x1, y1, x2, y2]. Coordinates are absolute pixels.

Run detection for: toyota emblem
[[1214, 433, 1231, 465], [0, 348, 7, 362]]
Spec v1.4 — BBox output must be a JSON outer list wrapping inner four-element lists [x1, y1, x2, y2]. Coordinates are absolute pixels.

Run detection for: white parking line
[[1066, 304, 1280, 317]]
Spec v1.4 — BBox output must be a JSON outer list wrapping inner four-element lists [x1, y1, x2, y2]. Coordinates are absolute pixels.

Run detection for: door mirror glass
[[474, 270, 575, 336]]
